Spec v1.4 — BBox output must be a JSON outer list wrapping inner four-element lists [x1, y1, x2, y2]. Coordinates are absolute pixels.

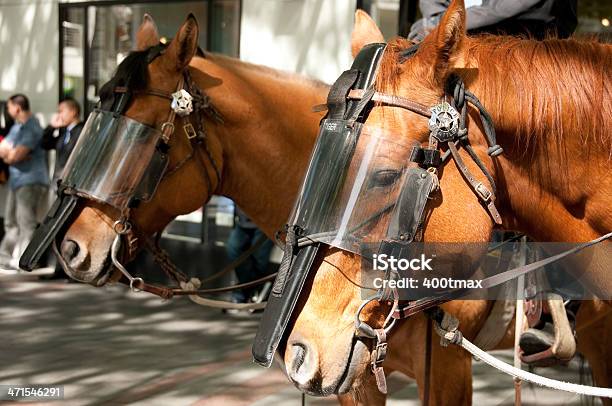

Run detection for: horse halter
[[19, 43, 223, 274], [252, 43, 504, 375]]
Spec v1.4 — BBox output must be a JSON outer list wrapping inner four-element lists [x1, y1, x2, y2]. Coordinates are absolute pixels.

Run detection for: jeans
[[226, 226, 274, 302], [0, 184, 48, 266]]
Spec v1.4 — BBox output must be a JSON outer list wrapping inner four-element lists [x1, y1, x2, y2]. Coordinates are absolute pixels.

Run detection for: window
[[59, 0, 241, 116], [357, 0, 418, 39]]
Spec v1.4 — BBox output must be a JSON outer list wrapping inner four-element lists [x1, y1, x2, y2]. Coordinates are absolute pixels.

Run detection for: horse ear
[[421, 0, 466, 80], [162, 14, 199, 72], [135, 14, 160, 51], [351, 10, 385, 58]]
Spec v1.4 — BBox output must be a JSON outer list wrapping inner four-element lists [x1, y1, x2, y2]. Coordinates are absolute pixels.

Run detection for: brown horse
[[53, 14, 327, 284], [282, 2, 611, 405]]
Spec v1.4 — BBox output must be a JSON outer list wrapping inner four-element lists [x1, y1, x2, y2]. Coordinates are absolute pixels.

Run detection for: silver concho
[[171, 89, 194, 117], [428, 102, 460, 142]]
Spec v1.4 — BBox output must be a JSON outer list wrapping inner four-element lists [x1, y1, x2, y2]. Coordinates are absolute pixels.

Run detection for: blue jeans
[[226, 226, 274, 302]]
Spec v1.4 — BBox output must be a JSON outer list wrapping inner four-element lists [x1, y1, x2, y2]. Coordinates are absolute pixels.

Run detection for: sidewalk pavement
[[0, 273, 597, 405]]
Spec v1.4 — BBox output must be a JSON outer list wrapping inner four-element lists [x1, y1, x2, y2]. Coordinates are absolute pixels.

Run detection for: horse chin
[[91, 261, 122, 287], [335, 339, 371, 395]]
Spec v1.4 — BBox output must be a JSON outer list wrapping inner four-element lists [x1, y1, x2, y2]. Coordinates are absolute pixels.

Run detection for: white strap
[[460, 337, 612, 398]]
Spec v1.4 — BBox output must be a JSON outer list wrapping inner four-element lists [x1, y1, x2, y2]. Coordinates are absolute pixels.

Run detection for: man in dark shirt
[[39, 98, 83, 279], [42, 98, 83, 184], [409, 0, 578, 41]]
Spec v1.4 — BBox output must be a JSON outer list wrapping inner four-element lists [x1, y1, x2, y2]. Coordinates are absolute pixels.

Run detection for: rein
[[111, 229, 276, 302]]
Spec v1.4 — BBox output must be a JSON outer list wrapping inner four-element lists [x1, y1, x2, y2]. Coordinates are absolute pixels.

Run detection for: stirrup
[[519, 293, 576, 367]]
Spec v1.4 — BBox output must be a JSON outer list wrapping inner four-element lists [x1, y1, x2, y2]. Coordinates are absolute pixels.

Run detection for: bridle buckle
[[475, 182, 492, 202], [160, 122, 175, 142], [372, 340, 388, 366], [184, 123, 197, 140]]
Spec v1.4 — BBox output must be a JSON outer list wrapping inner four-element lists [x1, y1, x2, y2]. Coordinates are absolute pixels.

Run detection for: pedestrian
[[39, 98, 83, 280], [225, 207, 274, 312], [0, 94, 49, 270], [42, 97, 83, 184]]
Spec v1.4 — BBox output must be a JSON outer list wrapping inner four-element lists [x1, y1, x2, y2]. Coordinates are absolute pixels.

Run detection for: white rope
[[180, 278, 268, 310], [459, 337, 612, 398], [431, 311, 612, 398], [186, 294, 267, 310]]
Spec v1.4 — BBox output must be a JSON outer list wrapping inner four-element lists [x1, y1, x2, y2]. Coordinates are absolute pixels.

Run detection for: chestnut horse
[[53, 14, 327, 283], [282, 3, 611, 405]]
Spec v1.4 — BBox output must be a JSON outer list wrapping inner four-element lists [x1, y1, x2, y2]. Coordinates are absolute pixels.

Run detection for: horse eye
[[369, 169, 402, 189]]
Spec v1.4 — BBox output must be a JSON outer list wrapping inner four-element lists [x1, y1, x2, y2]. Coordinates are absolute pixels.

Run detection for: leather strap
[[447, 140, 502, 224], [392, 231, 612, 320], [423, 318, 432, 406], [371, 328, 388, 394], [348, 89, 431, 118], [327, 70, 359, 120], [119, 270, 277, 299]]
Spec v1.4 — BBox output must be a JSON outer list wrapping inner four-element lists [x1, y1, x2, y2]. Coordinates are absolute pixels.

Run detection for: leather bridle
[[58, 45, 228, 296]]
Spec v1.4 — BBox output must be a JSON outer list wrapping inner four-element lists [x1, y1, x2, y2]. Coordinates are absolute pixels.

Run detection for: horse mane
[[465, 36, 611, 155], [376, 36, 611, 157], [99, 49, 151, 101]]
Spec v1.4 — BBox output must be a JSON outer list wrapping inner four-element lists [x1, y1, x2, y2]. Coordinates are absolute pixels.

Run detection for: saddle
[[519, 293, 578, 367]]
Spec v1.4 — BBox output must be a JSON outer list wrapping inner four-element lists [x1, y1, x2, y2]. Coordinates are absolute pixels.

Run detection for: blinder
[[378, 167, 437, 256], [252, 43, 389, 367]]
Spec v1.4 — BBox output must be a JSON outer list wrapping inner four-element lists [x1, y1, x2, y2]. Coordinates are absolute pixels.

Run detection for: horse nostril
[[287, 340, 318, 386], [61, 240, 80, 262], [291, 343, 307, 375]]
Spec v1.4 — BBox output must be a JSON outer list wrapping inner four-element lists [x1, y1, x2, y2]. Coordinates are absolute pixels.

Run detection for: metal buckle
[[160, 122, 175, 143], [475, 182, 492, 201], [184, 123, 197, 140], [372, 341, 388, 366]]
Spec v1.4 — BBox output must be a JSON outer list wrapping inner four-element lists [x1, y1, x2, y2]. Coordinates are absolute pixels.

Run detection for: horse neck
[[192, 55, 328, 237], [464, 38, 611, 241]]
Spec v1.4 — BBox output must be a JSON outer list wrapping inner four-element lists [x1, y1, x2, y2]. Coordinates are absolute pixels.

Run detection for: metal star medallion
[[428, 102, 460, 142], [171, 89, 194, 117]]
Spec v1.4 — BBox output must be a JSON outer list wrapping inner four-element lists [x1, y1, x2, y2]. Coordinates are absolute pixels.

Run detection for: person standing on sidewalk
[[38, 98, 83, 280], [0, 94, 49, 270], [225, 207, 274, 309], [42, 97, 83, 185]]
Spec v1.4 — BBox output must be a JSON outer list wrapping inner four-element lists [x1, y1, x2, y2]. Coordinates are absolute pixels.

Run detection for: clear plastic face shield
[[61, 110, 169, 211], [290, 118, 428, 257]]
